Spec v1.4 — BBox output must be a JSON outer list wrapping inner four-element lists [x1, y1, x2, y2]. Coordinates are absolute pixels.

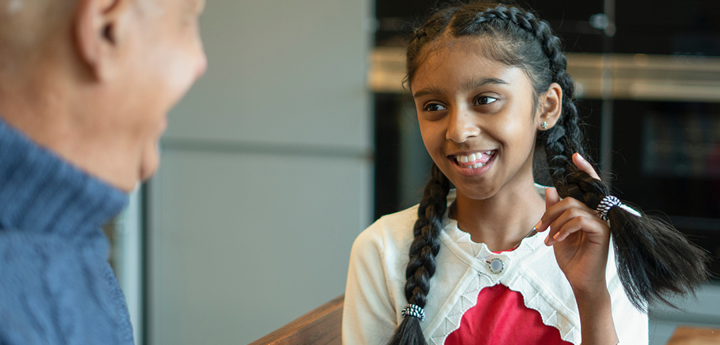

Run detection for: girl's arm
[[537, 153, 620, 345], [574, 286, 618, 345]]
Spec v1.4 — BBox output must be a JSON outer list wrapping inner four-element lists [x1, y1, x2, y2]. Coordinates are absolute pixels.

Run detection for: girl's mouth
[[450, 150, 496, 169], [447, 150, 497, 176]]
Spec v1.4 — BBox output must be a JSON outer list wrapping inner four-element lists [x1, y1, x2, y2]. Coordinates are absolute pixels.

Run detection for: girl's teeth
[[455, 151, 494, 165]]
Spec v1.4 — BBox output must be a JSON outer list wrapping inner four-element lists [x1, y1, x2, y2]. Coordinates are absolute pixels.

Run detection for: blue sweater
[[0, 118, 134, 344]]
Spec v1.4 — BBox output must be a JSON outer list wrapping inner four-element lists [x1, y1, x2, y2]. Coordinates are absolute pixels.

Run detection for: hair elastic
[[596, 195, 642, 221], [401, 304, 426, 321]]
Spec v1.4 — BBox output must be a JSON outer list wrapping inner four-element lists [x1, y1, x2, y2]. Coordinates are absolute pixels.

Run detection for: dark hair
[[392, 2, 709, 344]]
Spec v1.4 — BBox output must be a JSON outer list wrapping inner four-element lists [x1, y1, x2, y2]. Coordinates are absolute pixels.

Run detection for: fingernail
[[553, 232, 560, 240], [545, 235, 554, 246], [534, 220, 542, 231]]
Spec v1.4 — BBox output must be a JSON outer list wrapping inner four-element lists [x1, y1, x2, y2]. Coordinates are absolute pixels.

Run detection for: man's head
[[0, 0, 207, 191]]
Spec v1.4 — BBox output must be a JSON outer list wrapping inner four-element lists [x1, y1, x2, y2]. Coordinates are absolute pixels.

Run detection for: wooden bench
[[250, 295, 344, 345]]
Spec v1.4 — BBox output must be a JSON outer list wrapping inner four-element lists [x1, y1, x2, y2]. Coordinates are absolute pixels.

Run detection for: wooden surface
[[666, 326, 720, 345], [249, 295, 344, 345]]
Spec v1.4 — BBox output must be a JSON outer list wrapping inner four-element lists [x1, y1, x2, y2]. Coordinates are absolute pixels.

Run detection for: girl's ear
[[537, 82, 563, 130]]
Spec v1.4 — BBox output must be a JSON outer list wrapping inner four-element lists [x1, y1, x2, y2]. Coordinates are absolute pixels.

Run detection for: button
[[487, 258, 504, 274]]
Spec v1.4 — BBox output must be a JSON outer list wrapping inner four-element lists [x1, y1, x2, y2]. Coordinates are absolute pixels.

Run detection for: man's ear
[[73, 0, 128, 81], [537, 82, 563, 130]]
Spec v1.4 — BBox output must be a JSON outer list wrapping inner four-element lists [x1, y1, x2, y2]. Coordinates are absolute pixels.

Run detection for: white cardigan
[[343, 187, 648, 345]]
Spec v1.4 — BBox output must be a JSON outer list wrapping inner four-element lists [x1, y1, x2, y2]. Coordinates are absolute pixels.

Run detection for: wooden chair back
[[249, 294, 344, 345]]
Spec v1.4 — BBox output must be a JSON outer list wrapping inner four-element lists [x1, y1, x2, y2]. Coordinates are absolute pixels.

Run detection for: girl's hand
[[535, 153, 611, 295]]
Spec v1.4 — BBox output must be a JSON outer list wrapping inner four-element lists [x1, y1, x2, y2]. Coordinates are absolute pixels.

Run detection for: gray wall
[[148, 1, 373, 343]]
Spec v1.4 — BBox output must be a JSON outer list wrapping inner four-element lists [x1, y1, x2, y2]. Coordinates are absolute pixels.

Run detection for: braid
[[388, 163, 449, 345], [525, 14, 588, 196]]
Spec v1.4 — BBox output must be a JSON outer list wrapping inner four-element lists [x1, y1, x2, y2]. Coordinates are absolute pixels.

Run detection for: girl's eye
[[424, 103, 447, 112], [474, 96, 498, 105]]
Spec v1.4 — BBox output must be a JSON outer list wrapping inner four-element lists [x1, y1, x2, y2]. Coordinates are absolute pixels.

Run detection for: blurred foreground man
[[0, 0, 206, 343]]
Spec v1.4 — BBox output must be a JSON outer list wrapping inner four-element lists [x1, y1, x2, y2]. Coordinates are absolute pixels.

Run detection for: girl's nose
[[446, 108, 480, 143]]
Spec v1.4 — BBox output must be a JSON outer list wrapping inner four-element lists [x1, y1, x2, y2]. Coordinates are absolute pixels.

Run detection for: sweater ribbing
[[0, 118, 127, 235]]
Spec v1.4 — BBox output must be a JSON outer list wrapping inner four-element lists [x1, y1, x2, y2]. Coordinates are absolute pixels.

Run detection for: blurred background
[[103, 0, 720, 344]]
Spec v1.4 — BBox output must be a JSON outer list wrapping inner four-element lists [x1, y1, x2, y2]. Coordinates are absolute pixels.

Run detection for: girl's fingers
[[536, 187, 560, 233], [572, 153, 601, 181], [537, 154, 601, 238], [544, 207, 586, 244], [547, 217, 585, 245], [537, 193, 591, 232], [547, 214, 605, 246], [545, 187, 560, 210]]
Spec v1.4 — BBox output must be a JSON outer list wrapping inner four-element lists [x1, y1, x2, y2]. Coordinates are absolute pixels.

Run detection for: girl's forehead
[[416, 37, 496, 70], [411, 38, 520, 89]]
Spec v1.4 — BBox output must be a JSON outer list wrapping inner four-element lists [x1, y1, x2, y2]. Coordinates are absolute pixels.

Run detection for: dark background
[[375, 0, 720, 55]]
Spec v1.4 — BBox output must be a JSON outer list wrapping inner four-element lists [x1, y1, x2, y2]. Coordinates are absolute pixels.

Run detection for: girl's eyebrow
[[461, 77, 509, 92], [413, 77, 509, 99], [413, 86, 446, 99]]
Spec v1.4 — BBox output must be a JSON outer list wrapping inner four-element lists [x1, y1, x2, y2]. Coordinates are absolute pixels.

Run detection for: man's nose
[[446, 107, 480, 143]]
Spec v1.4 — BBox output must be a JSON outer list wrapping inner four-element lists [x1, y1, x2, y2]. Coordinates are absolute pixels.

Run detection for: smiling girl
[[343, 2, 707, 345]]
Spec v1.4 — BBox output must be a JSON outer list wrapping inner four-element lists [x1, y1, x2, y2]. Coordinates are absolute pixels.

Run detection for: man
[[0, 0, 207, 343]]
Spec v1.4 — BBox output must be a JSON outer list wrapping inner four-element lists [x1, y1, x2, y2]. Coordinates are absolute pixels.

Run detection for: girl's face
[[411, 38, 541, 200]]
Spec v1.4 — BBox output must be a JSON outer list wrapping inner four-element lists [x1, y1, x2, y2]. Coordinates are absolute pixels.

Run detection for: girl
[[343, 2, 708, 345]]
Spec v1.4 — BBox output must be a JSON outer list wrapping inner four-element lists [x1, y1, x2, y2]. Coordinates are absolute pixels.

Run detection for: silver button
[[487, 258, 504, 274]]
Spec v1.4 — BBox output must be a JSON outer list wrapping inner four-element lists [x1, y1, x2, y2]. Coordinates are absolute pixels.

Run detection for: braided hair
[[389, 163, 450, 345], [392, 2, 708, 344]]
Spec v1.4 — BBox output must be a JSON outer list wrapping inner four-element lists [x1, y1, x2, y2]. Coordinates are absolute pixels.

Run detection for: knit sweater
[[343, 187, 648, 345], [0, 118, 134, 344]]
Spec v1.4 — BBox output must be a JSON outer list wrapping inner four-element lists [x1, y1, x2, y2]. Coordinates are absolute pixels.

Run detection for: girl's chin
[[452, 182, 500, 201]]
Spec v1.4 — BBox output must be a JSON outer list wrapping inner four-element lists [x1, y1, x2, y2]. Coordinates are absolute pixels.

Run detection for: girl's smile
[[448, 150, 497, 176]]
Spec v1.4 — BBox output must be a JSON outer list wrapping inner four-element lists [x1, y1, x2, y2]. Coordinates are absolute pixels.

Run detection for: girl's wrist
[[571, 278, 609, 300], [573, 287, 611, 308], [574, 286, 618, 345], [573, 286, 611, 307]]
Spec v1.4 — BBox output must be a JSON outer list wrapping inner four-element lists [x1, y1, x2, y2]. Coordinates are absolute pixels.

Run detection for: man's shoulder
[[0, 230, 134, 345]]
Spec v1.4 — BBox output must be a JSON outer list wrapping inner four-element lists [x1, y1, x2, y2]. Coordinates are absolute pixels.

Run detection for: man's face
[[116, 0, 207, 183]]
